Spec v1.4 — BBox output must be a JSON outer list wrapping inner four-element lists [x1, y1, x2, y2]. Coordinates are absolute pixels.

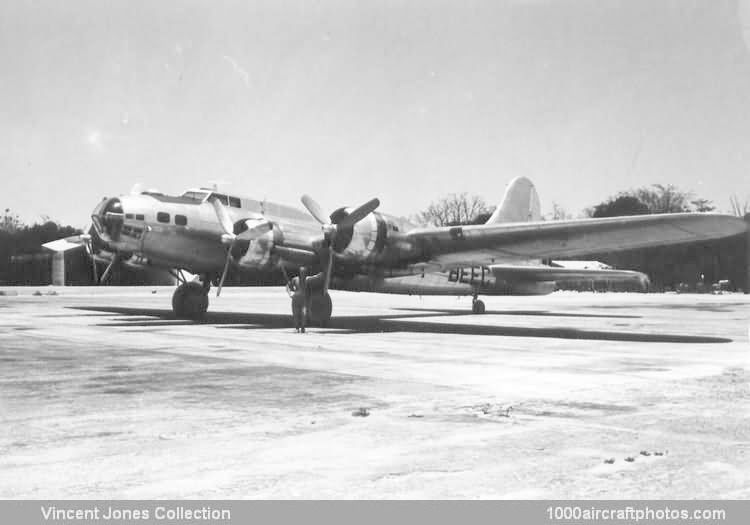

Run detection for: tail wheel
[[472, 299, 485, 314]]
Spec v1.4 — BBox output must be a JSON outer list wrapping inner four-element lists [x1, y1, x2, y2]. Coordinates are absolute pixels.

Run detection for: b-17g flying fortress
[[3, 0, 750, 509], [45, 176, 747, 324]]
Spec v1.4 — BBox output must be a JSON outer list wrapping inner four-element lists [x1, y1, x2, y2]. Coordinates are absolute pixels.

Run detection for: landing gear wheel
[[172, 282, 209, 320], [472, 298, 485, 314], [308, 292, 333, 327]]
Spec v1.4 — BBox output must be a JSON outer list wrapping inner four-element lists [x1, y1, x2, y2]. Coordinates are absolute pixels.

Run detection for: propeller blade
[[99, 254, 118, 284], [336, 198, 380, 228], [323, 245, 334, 294], [91, 251, 99, 283], [80, 234, 99, 283], [300, 195, 329, 225], [236, 221, 272, 242], [80, 224, 97, 281], [210, 197, 235, 237], [216, 251, 232, 297]]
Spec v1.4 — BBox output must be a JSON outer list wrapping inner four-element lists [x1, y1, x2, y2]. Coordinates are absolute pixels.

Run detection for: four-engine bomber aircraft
[[55, 177, 747, 324]]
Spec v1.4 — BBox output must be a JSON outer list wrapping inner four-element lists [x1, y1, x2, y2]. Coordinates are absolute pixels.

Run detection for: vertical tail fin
[[486, 176, 541, 224]]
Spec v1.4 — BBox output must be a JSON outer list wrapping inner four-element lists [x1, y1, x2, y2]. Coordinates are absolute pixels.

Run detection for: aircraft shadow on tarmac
[[68, 306, 731, 344], [394, 307, 642, 319]]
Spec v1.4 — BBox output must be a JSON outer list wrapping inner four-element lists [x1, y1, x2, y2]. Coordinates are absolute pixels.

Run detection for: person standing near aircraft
[[290, 267, 308, 333], [289, 266, 328, 332]]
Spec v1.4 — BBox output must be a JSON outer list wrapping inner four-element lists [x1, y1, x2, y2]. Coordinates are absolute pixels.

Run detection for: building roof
[[41, 238, 84, 253]]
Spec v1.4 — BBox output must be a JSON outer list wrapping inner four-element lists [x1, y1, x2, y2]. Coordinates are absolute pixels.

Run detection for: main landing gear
[[472, 295, 486, 314], [172, 276, 210, 320], [285, 266, 333, 329], [307, 292, 333, 327]]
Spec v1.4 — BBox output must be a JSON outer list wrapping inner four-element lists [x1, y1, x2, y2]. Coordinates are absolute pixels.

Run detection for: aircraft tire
[[172, 286, 187, 318], [472, 299, 486, 314], [172, 282, 209, 320], [308, 292, 333, 327]]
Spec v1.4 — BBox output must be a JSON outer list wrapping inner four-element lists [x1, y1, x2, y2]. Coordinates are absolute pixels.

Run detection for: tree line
[[0, 210, 81, 284], [417, 184, 733, 227]]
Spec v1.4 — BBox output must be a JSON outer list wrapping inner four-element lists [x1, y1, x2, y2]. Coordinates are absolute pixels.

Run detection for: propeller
[[79, 227, 99, 283], [301, 195, 380, 232], [300, 195, 380, 292], [54, 224, 100, 283], [99, 253, 118, 284], [210, 197, 272, 297]]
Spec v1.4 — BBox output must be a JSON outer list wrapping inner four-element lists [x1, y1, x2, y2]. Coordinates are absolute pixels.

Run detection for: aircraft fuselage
[[91, 189, 417, 278]]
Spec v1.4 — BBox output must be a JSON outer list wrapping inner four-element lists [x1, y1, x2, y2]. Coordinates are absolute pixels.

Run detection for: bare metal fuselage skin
[[91, 190, 649, 296], [93, 192, 321, 273], [92, 190, 413, 270]]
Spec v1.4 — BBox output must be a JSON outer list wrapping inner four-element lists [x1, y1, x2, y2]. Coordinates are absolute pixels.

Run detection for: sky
[[3, 0, 750, 227]]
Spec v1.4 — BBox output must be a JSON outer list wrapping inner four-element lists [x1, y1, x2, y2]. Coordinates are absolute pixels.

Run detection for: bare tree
[[632, 184, 693, 214], [546, 202, 572, 221], [729, 195, 750, 217], [418, 193, 491, 226], [1, 208, 24, 233]]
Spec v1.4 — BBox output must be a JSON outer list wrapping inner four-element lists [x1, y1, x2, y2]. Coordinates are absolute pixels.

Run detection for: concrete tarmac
[[1, 286, 749, 498]]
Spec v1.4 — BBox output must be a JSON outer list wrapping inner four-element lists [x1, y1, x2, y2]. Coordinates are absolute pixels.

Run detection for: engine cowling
[[91, 197, 124, 243], [329, 207, 387, 261], [231, 219, 281, 270]]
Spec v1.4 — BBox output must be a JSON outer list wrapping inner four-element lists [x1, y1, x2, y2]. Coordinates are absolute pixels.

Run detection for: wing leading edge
[[404, 213, 748, 268]]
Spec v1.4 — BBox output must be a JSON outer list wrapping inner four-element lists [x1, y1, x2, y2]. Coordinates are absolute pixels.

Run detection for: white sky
[[3, 0, 750, 226]]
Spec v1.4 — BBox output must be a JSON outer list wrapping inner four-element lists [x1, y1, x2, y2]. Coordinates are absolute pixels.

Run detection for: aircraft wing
[[404, 213, 747, 268]]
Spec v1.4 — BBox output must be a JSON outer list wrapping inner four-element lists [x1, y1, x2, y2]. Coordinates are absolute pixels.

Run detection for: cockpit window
[[211, 193, 229, 206], [228, 196, 241, 208], [181, 191, 209, 202]]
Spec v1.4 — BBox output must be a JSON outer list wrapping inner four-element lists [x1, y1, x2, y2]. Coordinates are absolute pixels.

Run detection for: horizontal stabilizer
[[489, 264, 649, 287]]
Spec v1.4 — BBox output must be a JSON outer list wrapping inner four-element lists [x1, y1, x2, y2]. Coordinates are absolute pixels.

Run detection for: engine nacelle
[[232, 220, 282, 270], [332, 209, 387, 261], [91, 197, 124, 244]]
